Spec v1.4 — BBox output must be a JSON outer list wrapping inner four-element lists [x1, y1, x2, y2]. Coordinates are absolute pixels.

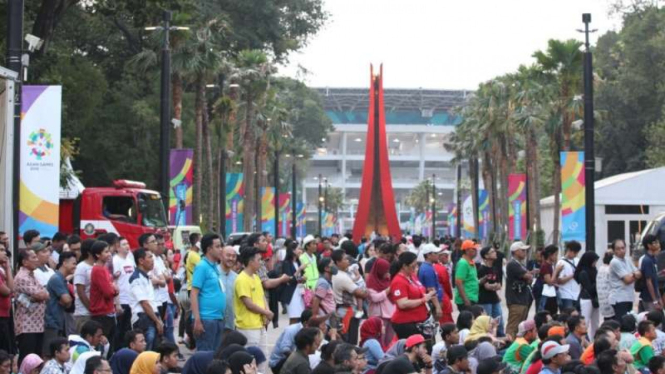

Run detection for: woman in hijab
[[206, 360, 231, 374], [575, 251, 600, 339], [130, 352, 160, 374], [228, 352, 256, 374], [465, 316, 493, 343], [110, 349, 139, 374], [379, 340, 406, 365], [18, 355, 42, 374], [367, 252, 396, 348], [360, 317, 385, 369]]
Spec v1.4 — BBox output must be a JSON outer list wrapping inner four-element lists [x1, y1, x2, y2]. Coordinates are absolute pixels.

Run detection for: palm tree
[[231, 50, 274, 232], [533, 39, 584, 245]]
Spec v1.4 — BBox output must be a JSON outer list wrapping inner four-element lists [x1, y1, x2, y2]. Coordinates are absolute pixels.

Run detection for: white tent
[[540, 167, 665, 255]]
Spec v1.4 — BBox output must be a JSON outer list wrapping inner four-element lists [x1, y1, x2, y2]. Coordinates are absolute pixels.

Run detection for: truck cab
[[59, 179, 169, 248]]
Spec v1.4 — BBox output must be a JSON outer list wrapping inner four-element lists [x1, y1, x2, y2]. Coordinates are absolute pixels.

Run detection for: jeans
[[480, 302, 505, 337], [196, 319, 225, 351], [559, 298, 579, 312], [133, 316, 157, 351], [114, 305, 132, 351], [164, 303, 176, 344]]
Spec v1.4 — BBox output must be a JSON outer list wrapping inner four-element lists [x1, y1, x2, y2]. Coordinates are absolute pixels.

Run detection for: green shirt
[[299, 252, 319, 290], [520, 340, 541, 374], [630, 338, 654, 370], [503, 338, 535, 371], [454, 258, 479, 304]]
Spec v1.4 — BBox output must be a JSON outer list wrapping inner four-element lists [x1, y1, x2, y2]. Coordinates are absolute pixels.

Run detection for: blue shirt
[[641, 253, 661, 302], [539, 366, 561, 374], [269, 323, 302, 368], [419, 262, 443, 302], [45, 271, 69, 330], [219, 267, 238, 330], [362, 339, 384, 368], [192, 257, 225, 320]]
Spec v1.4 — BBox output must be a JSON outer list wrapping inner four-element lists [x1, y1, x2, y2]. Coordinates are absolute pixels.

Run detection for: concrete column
[[419, 133, 426, 180]]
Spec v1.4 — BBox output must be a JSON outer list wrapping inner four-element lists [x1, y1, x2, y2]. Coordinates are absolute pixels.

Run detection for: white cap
[[232, 245, 241, 255], [441, 250, 451, 255], [541, 341, 570, 360], [510, 241, 530, 252], [303, 235, 316, 247], [421, 243, 442, 256]]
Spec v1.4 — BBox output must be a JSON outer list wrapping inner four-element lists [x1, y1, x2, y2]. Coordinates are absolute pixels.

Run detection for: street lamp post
[[580, 13, 597, 252], [318, 174, 323, 236], [145, 11, 188, 210], [291, 158, 297, 239]]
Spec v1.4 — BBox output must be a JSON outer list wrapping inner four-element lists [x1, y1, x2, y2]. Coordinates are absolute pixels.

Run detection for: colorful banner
[[278, 193, 290, 237], [447, 203, 457, 236], [296, 202, 306, 238], [508, 174, 527, 241], [19, 86, 62, 238], [225, 173, 244, 237], [261, 187, 276, 234], [462, 195, 475, 238], [561, 151, 586, 242], [169, 149, 193, 226], [478, 190, 490, 240]]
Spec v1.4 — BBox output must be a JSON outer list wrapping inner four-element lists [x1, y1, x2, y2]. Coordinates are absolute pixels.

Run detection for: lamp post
[[431, 174, 436, 240], [291, 157, 297, 239], [318, 174, 323, 236], [579, 13, 597, 252], [145, 11, 189, 210], [220, 83, 239, 239]]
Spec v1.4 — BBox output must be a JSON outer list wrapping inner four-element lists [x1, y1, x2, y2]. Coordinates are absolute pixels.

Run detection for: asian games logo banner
[[169, 149, 193, 226], [261, 187, 275, 234], [19, 86, 62, 238], [225, 173, 244, 237], [508, 174, 527, 241], [462, 195, 475, 238], [478, 190, 490, 240], [296, 202, 306, 238], [278, 193, 290, 237], [561, 152, 586, 242], [447, 203, 457, 236]]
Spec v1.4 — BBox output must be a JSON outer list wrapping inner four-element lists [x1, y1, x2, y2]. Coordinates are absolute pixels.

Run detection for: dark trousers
[[0, 317, 15, 354], [613, 302, 633, 321], [92, 315, 117, 354], [393, 322, 421, 339], [17, 333, 43, 366], [456, 303, 476, 313], [114, 305, 132, 351]]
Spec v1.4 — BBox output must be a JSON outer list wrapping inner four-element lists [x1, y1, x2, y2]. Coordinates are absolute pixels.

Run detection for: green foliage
[[644, 108, 665, 167], [406, 180, 446, 214]]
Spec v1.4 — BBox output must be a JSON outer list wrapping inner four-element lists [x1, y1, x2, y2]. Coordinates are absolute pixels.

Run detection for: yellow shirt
[[185, 250, 201, 291], [234, 271, 266, 329]]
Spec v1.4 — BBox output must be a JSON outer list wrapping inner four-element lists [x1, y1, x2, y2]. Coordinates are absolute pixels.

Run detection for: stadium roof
[[314, 87, 471, 126]]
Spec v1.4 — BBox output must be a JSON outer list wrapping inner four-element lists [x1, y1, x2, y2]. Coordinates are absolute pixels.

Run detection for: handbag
[[303, 287, 315, 308], [542, 284, 557, 297]]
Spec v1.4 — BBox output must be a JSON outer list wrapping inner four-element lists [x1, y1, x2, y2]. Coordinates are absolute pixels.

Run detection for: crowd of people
[[0, 228, 664, 374]]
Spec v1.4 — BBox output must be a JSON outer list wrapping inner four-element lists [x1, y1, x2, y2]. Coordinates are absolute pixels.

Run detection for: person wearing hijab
[[465, 316, 493, 343], [379, 340, 406, 365], [205, 360, 231, 374], [18, 355, 43, 374], [366, 258, 396, 348], [574, 251, 600, 339], [359, 318, 385, 369], [110, 349, 139, 374], [129, 352, 159, 374], [228, 352, 256, 374]]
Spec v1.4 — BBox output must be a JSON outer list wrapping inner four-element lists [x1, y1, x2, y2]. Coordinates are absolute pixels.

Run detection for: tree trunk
[[193, 75, 205, 225], [257, 119, 269, 192], [242, 95, 256, 232], [173, 73, 184, 149], [526, 126, 541, 240], [552, 140, 562, 246], [482, 151, 496, 237], [227, 86, 240, 170], [255, 137, 262, 232], [203, 102, 215, 231], [470, 157, 480, 240]]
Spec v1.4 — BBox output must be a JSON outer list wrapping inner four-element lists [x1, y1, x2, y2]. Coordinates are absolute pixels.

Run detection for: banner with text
[[447, 203, 457, 237], [478, 190, 490, 241], [508, 174, 527, 241], [20, 86, 62, 238], [225, 173, 244, 237], [169, 149, 193, 226], [462, 195, 475, 238], [561, 151, 586, 242]]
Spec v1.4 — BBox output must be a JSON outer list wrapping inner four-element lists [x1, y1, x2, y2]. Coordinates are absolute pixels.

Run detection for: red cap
[[405, 334, 425, 348]]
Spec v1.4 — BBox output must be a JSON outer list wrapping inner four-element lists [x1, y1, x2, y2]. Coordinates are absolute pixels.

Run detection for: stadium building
[[303, 87, 470, 235]]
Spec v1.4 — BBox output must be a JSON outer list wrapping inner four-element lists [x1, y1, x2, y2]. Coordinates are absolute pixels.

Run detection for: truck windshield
[[139, 193, 168, 228]]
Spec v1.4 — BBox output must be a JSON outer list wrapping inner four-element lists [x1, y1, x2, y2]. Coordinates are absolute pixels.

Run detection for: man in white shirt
[[129, 248, 163, 351], [331, 250, 366, 343], [113, 237, 136, 350], [33, 242, 55, 287], [408, 235, 425, 262], [554, 240, 582, 311], [74, 240, 95, 332]]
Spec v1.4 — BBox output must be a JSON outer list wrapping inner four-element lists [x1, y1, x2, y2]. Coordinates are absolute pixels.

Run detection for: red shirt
[[389, 272, 427, 324], [90, 265, 116, 315], [526, 360, 543, 374], [262, 244, 273, 260], [433, 263, 453, 316], [0, 270, 10, 318]]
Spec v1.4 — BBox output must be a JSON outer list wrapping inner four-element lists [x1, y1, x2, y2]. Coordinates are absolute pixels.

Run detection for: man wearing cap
[[477, 358, 507, 374], [440, 345, 469, 374], [506, 241, 534, 338], [33, 242, 55, 287], [503, 320, 537, 372], [418, 244, 444, 321], [300, 235, 319, 291], [403, 334, 434, 374], [538, 341, 570, 374], [454, 240, 480, 311]]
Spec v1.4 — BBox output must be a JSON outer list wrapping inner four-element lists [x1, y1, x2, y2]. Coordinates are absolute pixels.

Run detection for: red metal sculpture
[[352, 65, 402, 243]]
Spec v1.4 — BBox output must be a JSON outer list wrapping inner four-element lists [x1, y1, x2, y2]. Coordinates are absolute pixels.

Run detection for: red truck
[[59, 179, 170, 248]]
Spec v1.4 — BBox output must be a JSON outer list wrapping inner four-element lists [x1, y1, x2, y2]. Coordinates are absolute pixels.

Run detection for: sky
[[279, 0, 623, 90]]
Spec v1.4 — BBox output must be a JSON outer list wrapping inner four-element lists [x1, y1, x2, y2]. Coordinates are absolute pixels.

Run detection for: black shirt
[[477, 263, 501, 304], [505, 260, 531, 305], [312, 361, 335, 374]]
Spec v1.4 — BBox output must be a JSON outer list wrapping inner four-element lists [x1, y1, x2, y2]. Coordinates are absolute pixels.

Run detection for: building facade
[[303, 87, 470, 235]]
